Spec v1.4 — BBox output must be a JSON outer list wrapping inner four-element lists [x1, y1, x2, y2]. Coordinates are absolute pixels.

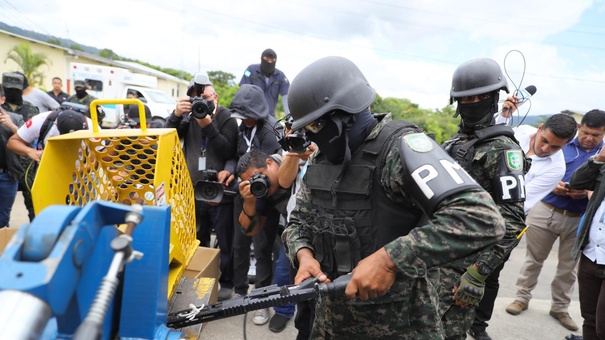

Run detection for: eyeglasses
[[304, 118, 328, 134]]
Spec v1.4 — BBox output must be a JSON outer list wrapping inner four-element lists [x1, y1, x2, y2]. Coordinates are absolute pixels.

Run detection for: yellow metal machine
[[31, 99, 199, 299]]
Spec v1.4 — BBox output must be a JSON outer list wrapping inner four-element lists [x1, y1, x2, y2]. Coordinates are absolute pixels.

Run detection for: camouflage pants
[[18, 157, 37, 221], [311, 277, 445, 340], [438, 266, 475, 340]]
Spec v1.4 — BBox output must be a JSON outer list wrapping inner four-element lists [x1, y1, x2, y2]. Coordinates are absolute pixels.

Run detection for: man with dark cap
[[7, 108, 93, 163], [2, 71, 39, 222], [126, 104, 152, 128], [239, 48, 290, 117], [0, 84, 25, 228], [1, 72, 39, 120], [66, 79, 104, 126]]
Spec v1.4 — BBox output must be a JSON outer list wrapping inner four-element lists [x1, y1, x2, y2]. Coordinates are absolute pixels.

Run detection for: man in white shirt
[[512, 114, 578, 213], [473, 113, 578, 338], [7, 109, 94, 163]]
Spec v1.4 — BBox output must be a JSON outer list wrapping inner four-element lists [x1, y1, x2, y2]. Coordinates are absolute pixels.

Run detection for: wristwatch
[[589, 155, 605, 165]]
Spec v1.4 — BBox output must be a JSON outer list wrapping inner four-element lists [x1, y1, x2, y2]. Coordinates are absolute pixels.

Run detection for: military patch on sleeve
[[402, 133, 433, 153], [244, 70, 251, 77], [505, 150, 523, 171]]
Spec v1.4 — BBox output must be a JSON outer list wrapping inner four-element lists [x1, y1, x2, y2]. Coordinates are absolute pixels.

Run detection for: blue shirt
[[542, 137, 603, 212], [239, 64, 289, 117]]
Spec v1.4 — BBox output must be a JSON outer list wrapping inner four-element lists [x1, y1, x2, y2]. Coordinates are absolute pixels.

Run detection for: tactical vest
[[444, 124, 516, 172], [444, 125, 527, 204], [303, 119, 425, 279]]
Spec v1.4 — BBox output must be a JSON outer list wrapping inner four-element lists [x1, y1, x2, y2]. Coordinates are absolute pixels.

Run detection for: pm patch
[[402, 133, 433, 153], [505, 150, 523, 171]]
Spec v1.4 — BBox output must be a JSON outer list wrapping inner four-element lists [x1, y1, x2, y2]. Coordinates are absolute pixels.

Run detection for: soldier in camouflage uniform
[[2, 72, 40, 221], [66, 79, 104, 126], [281, 56, 506, 340], [440, 58, 529, 340]]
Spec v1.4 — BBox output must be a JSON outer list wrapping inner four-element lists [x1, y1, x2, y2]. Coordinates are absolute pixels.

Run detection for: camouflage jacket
[[1, 101, 39, 121], [444, 133, 528, 271], [282, 113, 505, 339]]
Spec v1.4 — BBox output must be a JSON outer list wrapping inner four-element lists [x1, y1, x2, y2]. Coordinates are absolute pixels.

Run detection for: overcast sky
[[1, 0, 604, 117]]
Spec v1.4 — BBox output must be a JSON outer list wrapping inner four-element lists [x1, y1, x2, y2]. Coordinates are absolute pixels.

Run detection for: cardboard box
[[183, 246, 220, 303], [0, 227, 19, 253]]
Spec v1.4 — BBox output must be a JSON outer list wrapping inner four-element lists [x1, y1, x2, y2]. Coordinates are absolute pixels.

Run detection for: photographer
[[164, 72, 239, 301], [236, 146, 314, 331]]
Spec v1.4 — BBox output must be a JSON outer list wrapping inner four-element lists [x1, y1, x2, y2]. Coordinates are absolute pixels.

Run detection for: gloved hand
[[453, 264, 488, 307]]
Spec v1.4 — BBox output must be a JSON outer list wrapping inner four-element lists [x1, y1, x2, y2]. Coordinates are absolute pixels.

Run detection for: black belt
[[0, 168, 8, 174], [542, 202, 582, 217]]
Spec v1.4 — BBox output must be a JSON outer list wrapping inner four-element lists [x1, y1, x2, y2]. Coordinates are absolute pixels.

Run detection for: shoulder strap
[[38, 110, 61, 149], [453, 124, 515, 159]]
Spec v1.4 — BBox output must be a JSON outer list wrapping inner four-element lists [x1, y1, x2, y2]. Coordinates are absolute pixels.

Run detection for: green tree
[[47, 38, 62, 46], [99, 48, 118, 60], [4, 43, 51, 86], [70, 44, 83, 51], [208, 71, 236, 88]]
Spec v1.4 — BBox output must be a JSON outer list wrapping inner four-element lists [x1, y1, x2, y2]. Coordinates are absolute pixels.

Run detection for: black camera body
[[279, 130, 311, 154], [190, 96, 213, 119], [249, 173, 271, 198], [194, 169, 237, 203]]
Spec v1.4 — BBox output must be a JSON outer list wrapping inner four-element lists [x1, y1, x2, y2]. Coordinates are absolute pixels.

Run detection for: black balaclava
[[457, 91, 499, 134], [307, 108, 376, 164], [75, 88, 88, 99], [4, 88, 23, 106], [260, 49, 277, 77]]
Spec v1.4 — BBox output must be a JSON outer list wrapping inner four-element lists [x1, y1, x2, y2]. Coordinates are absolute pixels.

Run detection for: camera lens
[[249, 173, 270, 198], [190, 97, 210, 119]]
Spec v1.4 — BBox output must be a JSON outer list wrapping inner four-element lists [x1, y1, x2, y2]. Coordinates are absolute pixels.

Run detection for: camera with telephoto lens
[[190, 96, 213, 119], [249, 173, 270, 198], [194, 169, 237, 203]]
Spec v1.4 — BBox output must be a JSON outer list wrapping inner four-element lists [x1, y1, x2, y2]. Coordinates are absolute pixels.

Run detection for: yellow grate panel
[[32, 99, 198, 299]]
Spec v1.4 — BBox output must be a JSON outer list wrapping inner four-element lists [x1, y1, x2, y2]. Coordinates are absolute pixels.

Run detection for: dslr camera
[[190, 96, 213, 119], [249, 173, 271, 198], [194, 170, 237, 204], [278, 114, 311, 153]]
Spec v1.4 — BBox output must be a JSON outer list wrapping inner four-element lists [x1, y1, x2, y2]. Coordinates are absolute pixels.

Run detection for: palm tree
[[5, 43, 51, 86]]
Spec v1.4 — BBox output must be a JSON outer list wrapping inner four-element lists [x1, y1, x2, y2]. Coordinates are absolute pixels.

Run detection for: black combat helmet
[[450, 57, 509, 105], [288, 56, 376, 131]]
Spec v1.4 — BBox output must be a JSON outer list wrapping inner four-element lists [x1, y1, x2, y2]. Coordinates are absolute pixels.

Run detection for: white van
[[70, 62, 176, 128]]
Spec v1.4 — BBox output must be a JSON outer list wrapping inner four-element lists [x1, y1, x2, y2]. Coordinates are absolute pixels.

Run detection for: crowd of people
[[1, 49, 605, 340]]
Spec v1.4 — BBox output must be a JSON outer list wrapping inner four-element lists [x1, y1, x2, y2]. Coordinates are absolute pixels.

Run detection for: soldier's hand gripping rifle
[[167, 274, 351, 329]]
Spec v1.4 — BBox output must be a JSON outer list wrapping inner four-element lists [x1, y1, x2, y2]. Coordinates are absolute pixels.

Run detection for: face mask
[[4, 88, 23, 106], [76, 89, 87, 99], [308, 116, 348, 164], [207, 99, 216, 115], [260, 59, 276, 77]]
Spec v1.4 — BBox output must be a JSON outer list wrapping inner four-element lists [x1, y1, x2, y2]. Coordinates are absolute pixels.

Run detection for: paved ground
[[8, 193, 584, 339]]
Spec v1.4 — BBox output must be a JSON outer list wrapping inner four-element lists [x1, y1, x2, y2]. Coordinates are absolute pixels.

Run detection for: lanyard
[[243, 126, 257, 152]]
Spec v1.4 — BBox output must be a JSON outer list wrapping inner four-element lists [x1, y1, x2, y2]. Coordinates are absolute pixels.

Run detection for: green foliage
[[215, 83, 238, 108], [208, 71, 236, 88], [371, 95, 459, 144], [4, 43, 52, 86], [99, 48, 118, 60], [47, 38, 61, 46], [70, 44, 83, 51]]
